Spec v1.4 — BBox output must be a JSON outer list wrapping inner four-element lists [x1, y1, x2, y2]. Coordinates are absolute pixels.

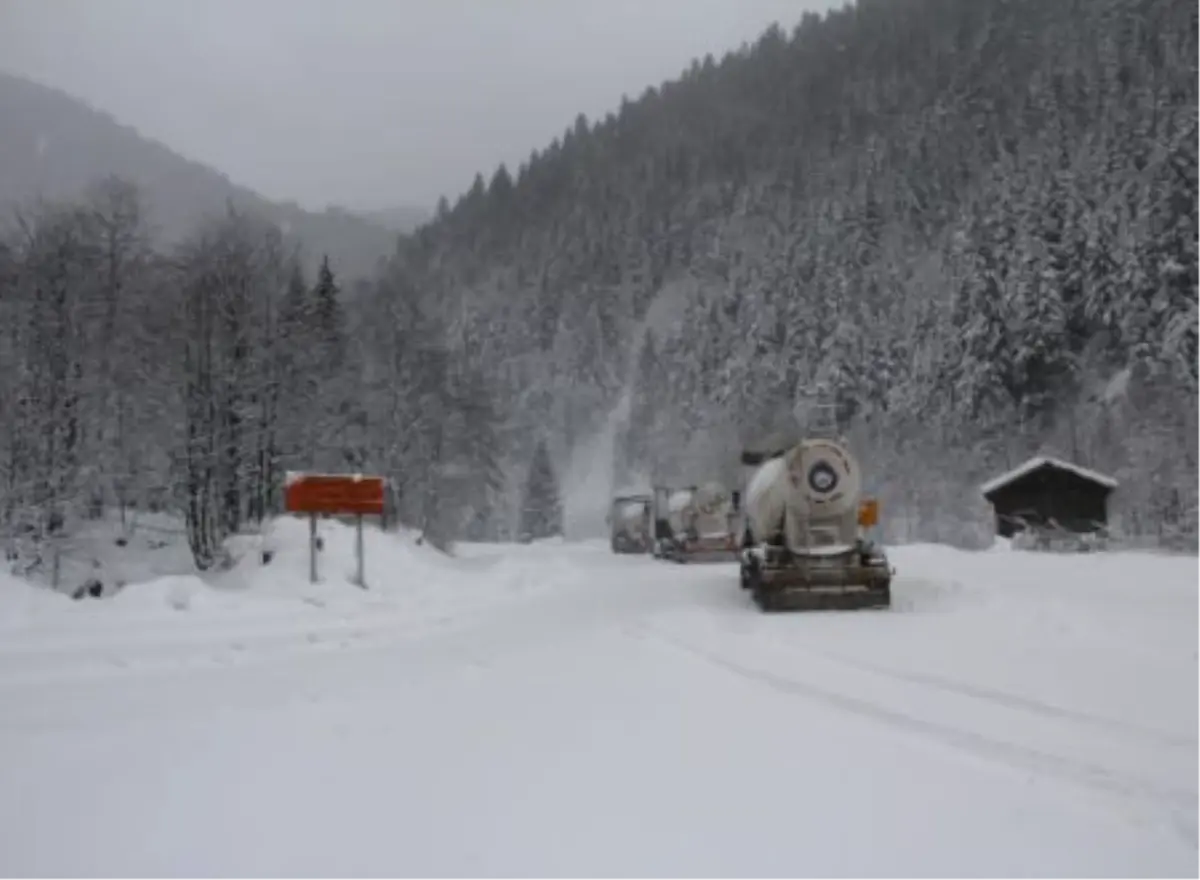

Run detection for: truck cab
[[608, 494, 653, 554]]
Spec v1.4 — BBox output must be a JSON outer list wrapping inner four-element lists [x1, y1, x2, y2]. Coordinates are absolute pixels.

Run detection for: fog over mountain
[[0, 70, 403, 278], [0, 0, 829, 212]]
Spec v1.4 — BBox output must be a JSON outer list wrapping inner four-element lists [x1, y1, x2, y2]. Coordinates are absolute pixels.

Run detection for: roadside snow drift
[[0, 531, 1195, 877]]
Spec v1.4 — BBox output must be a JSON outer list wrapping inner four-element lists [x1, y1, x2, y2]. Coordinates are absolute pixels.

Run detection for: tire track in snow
[[0, 599, 524, 688], [0, 552, 693, 698], [633, 622, 1198, 845], [0, 567, 699, 738], [674, 569, 1196, 754], [0, 546, 620, 688], [799, 646, 1198, 753]]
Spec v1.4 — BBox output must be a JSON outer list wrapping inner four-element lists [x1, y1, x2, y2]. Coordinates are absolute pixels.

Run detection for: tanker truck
[[739, 437, 892, 611], [607, 493, 654, 554], [651, 481, 741, 563]]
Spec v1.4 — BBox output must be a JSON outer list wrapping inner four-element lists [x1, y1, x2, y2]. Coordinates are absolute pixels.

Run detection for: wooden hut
[[980, 456, 1118, 541]]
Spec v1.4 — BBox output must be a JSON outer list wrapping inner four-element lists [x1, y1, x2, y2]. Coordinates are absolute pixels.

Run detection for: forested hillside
[[0, 175, 503, 572], [0, 0, 1195, 582], [377, 0, 1197, 546]]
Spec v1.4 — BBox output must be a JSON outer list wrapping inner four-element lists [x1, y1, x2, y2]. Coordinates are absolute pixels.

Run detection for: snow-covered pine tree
[[312, 254, 345, 376], [274, 257, 317, 474], [307, 255, 363, 473], [519, 440, 562, 541]]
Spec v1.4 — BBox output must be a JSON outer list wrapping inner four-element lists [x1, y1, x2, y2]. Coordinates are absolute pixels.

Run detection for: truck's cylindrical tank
[[744, 438, 863, 552], [690, 481, 734, 538], [666, 482, 733, 538]]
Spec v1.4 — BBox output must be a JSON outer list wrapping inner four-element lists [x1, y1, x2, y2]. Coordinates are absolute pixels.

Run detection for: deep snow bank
[[0, 569, 74, 626], [0, 515, 613, 636], [0, 520, 622, 695]]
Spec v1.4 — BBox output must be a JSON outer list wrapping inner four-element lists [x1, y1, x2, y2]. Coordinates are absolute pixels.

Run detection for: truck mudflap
[[658, 535, 740, 564], [740, 544, 892, 611], [611, 532, 651, 554]]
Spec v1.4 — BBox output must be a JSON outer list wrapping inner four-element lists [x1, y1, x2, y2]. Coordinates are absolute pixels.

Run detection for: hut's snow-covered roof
[[980, 456, 1118, 498]]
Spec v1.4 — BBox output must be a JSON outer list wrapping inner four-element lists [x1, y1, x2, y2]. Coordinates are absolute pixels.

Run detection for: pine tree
[[309, 254, 358, 471], [312, 254, 345, 376], [519, 440, 562, 540], [274, 259, 320, 470], [280, 260, 312, 340]]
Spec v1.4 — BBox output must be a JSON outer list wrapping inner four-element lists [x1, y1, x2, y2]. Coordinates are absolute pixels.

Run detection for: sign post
[[309, 513, 318, 584], [354, 513, 365, 588], [284, 472, 386, 589]]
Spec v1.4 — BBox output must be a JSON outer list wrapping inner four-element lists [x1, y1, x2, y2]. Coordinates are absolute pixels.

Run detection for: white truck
[[607, 494, 654, 554], [651, 481, 741, 563], [738, 436, 892, 611]]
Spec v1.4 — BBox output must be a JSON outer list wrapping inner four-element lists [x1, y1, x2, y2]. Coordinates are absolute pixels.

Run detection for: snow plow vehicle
[[739, 436, 892, 612], [607, 493, 654, 554], [651, 482, 741, 563]]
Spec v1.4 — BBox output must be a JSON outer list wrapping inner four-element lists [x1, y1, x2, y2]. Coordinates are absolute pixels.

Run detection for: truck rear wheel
[[739, 559, 755, 590]]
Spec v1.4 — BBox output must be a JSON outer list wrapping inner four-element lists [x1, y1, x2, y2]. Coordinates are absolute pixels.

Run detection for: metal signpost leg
[[286, 473, 384, 590], [309, 513, 318, 584], [355, 513, 366, 589]]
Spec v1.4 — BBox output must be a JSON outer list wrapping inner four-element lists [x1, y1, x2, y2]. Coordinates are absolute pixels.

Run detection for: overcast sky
[[0, 0, 841, 212]]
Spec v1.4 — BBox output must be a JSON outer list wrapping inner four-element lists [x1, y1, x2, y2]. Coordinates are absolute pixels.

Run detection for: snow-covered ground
[[0, 520, 1195, 876]]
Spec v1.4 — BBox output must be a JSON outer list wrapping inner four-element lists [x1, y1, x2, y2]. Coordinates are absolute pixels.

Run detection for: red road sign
[[284, 472, 386, 516]]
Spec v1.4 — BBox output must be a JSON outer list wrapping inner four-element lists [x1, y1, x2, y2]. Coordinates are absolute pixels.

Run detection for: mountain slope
[[356, 205, 431, 234], [0, 70, 398, 279], [372, 0, 1197, 544]]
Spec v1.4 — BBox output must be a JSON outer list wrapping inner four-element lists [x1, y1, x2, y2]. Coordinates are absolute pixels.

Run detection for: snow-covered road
[[0, 527, 1195, 876]]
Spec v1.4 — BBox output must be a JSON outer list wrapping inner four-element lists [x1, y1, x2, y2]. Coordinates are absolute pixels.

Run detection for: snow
[[562, 393, 629, 539], [282, 470, 384, 486], [0, 527, 1195, 876], [1104, 367, 1133, 403], [980, 455, 1120, 496], [4, 510, 203, 599], [0, 569, 74, 625]]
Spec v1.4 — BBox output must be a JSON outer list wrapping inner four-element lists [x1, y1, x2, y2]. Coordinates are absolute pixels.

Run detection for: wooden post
[[309, 513, 318, 584]]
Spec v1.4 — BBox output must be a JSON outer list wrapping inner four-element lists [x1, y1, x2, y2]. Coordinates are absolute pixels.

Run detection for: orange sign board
[[285, 472, 386, 516]]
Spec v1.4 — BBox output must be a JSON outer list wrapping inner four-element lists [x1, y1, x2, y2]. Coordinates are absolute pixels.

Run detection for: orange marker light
[[858, 498, 879, 528]]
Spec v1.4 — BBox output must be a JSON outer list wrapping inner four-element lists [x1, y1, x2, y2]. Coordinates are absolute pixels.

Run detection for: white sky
[[0, 0, 842, 212]]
